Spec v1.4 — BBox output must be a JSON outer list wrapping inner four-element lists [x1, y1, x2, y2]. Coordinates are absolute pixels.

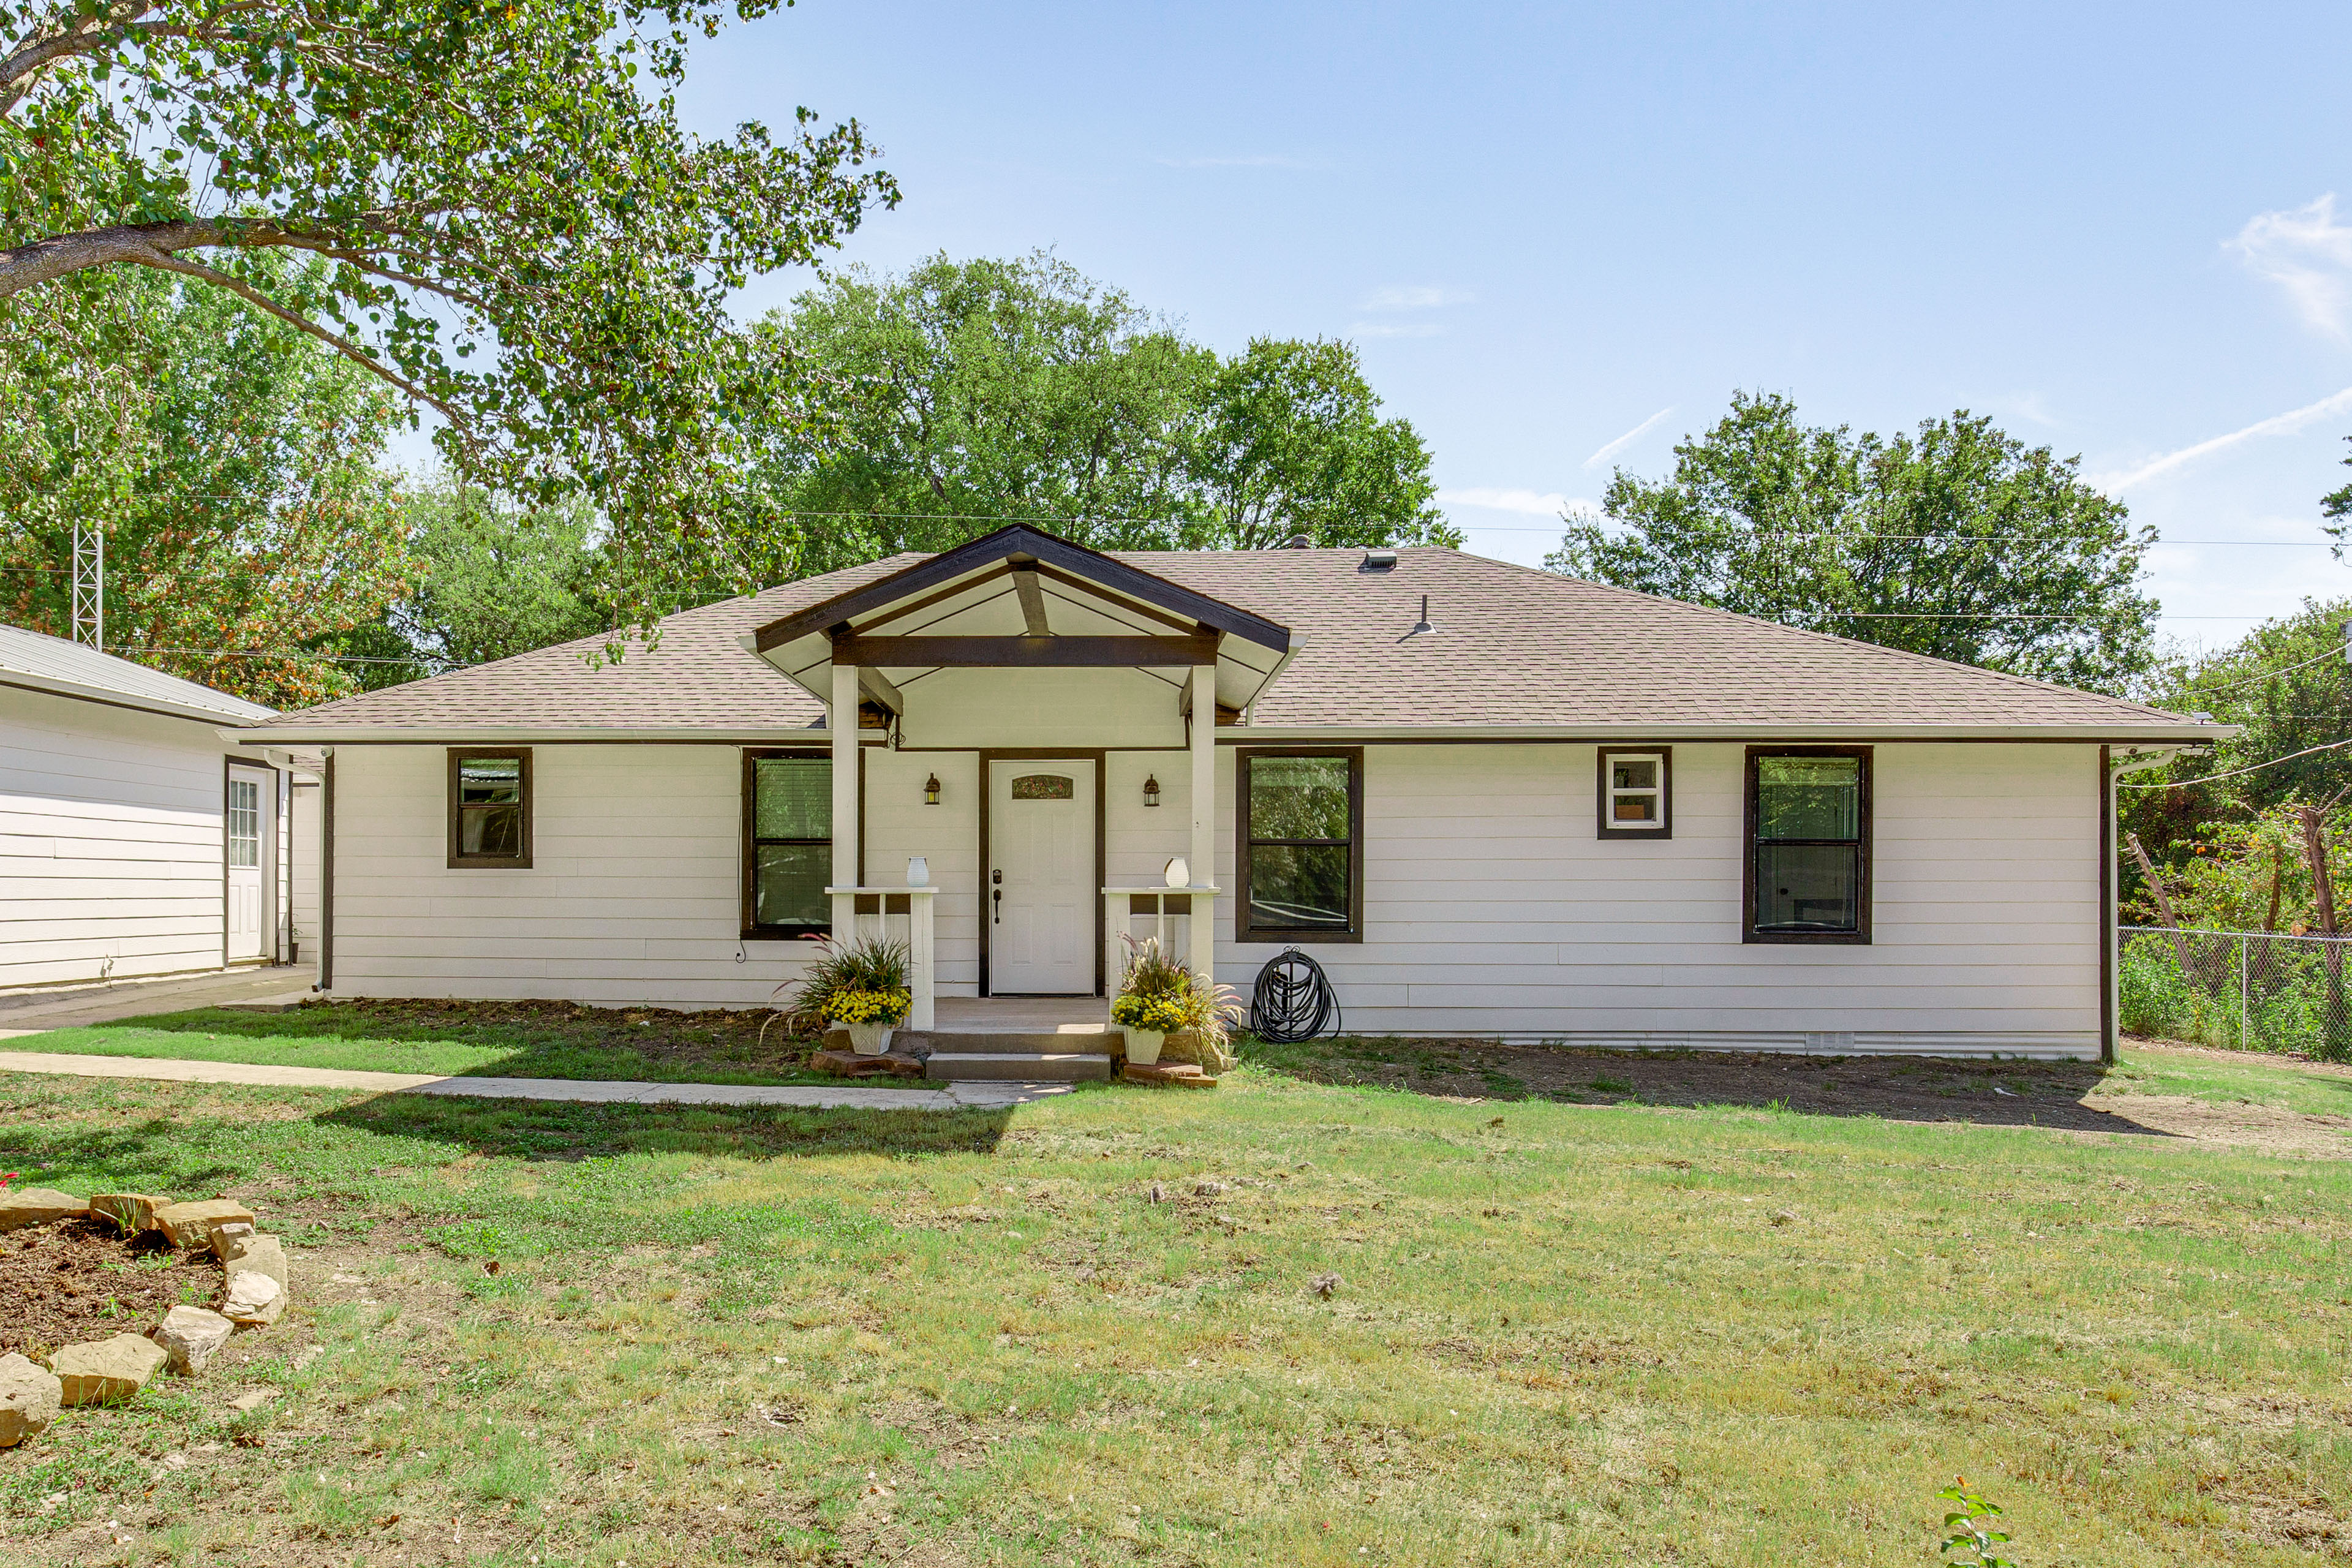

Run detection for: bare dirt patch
[[0, 1218, 224, 1361], [1259, 1036, 2352, 1157]]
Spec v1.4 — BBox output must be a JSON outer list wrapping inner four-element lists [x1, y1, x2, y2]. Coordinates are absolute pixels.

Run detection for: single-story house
[[2, 622, 311, 990], [225, 524, 2222, 1060]]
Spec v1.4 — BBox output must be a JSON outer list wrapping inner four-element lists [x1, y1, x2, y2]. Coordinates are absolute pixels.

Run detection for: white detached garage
[[1, 623, 308, 990]]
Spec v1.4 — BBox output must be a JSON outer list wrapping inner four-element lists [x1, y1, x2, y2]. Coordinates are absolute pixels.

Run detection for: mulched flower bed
[[0, 1218, 224, 1362]]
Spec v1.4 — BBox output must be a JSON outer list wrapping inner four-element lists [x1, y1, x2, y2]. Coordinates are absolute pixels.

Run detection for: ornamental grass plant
[[1116, 935, 1243, 1069], [776, 937, 913, 1034]]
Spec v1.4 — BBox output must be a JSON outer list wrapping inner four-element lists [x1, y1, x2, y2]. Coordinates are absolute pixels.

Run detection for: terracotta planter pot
[[1125, 1028, 1166, 1065], [845, 1021, 895, 1056]]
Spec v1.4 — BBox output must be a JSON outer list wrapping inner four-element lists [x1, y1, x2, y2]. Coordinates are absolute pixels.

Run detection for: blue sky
[[670, 0, 2352, 654]]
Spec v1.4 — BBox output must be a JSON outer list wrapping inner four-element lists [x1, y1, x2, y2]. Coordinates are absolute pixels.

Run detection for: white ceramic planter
[[1125, 1027, 1166, 1065], [845, 1021, 895, 1056]]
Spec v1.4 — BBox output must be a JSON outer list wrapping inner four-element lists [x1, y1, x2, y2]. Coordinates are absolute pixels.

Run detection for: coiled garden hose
[[1249, 947, 1342, 1043]]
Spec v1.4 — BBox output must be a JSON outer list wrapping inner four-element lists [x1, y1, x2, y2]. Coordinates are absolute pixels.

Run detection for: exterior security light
[[923, 773, 941, 805]]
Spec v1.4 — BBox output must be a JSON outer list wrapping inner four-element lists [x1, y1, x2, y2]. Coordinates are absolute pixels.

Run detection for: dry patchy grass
[[0, 1052, 2346, 1566]]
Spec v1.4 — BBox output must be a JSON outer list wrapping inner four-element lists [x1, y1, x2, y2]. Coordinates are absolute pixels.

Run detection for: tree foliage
[[0, 0, 896, 623], [2119, 595, 2352, 881], [753, 252, 1456, 573], [392, 478, 606, 669], [0, 263, 412, 705], [1547, 391, 2158, 692]]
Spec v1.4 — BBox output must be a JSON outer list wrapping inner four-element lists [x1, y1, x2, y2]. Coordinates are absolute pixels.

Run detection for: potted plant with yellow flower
[[1111, 935, 1238, 1066], [783, 937, 913, 1055]]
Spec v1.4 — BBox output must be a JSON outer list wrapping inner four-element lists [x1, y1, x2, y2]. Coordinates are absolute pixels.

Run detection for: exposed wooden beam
[[857, 665, 906, 715], [1012, 567, 1050, 635], [752, 523, 1289, 653], [833, 633, 1221, 668], [1024, 559, 1198, 631], [854, 562, 1016, 635]]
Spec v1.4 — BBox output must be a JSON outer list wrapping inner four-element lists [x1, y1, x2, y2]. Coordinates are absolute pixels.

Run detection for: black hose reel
[[1248, 947, 1343, 1043]]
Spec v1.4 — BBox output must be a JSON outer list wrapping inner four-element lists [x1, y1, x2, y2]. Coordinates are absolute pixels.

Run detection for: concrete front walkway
[[0, 964, 317, 1033], [0, 1050, 1070, 1112]]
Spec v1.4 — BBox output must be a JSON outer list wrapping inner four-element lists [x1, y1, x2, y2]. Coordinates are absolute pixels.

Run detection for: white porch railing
[[825, 886, 937, 1030], [1104, 885, 1219, 991]]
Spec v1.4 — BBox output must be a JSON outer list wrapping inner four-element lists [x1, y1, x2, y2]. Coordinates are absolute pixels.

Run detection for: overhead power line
[[2176, 643, 2345, 692], [2117, 737, 2352, 790]]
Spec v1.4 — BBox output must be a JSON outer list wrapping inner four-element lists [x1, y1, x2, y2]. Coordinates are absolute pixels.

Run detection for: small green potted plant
[[783, 937, 913, 1055]]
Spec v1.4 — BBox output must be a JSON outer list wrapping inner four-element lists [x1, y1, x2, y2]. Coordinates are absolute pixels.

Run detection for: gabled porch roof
[[742, 524, 1295, 717]]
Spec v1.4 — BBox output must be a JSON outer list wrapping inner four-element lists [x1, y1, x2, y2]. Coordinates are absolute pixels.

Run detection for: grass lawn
[[0, 998, 835, 1085], [0, 1035, 2346, 1566]]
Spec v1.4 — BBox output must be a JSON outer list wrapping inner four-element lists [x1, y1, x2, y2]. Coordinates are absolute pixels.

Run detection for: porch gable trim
[[752, 524, 1291, 655]]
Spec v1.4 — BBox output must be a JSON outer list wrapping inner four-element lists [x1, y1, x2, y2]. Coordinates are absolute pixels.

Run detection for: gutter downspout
[[2106, 746, 2191, 1063], [319, 749, 335, 993]]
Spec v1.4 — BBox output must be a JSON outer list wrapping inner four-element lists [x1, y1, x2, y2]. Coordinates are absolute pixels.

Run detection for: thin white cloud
[[1155, 154, 1317, 169], [1359, 285, 1474, 311], [1437, 487, 1596, 516], [2094, 385, 2352, 493], [1349, 321, 1442, 339], [1583, 407, 1676, 470], [2229, 195, 2352, 339]]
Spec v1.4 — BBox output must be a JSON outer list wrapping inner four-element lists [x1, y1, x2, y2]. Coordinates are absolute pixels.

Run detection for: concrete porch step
[[922, 1051, 1113, 1084], [898, 1028, 1114, 1055]]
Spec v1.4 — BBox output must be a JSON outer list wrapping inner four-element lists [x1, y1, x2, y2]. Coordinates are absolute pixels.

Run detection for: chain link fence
[[2118, 925, 2352, 1057]]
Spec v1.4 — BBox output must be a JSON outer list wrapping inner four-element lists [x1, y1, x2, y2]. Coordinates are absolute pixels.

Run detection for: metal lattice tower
[[70, 524, 104, 649]]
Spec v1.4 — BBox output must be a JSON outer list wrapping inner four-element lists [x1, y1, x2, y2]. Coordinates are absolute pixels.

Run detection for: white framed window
[[227, 777, 261, 868], [1597, 747, 1670, 839]]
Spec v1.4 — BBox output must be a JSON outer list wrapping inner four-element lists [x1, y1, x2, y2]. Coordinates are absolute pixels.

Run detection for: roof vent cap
[[1360, 548, 1398, 572], [1278, 533, 1314, 549]]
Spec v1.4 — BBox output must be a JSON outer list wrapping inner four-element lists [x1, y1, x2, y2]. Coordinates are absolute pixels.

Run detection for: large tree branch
[[121, 243, 462, 429]]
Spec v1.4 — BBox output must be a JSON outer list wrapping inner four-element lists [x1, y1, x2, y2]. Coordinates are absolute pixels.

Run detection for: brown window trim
[[1743, 744, 1872, 944], [1235, 747, 1365, 945], [445, 747, 532, 869], [741, 748, 833, 941], [1596, 745, 1673, 840]]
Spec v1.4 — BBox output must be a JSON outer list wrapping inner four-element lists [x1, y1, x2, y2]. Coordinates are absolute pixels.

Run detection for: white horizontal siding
[[1214, 742, 2102, 1057], [1, 687, 235, 988], [330, 744, 817, 1008], [326, 737, 2105, 1053]]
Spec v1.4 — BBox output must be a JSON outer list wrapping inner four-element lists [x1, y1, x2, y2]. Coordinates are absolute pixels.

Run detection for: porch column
[[1190, 662, 1216, 984], [831, 662, 861, 943]]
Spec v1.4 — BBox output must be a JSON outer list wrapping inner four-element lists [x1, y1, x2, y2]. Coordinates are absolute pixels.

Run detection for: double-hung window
[[1746, 747, 1870, 942], [743, 752, 832, 938], [1237, 749, 1362, 943], [1597, 747, 1670, 837], [447, 749, 532, 869]]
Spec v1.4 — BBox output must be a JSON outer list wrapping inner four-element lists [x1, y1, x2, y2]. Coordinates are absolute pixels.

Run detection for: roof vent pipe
[[1408, 594, 1436, 636]]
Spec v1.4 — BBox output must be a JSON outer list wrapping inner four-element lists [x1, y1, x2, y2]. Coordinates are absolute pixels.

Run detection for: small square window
[[1596, 747, 1672, 839]]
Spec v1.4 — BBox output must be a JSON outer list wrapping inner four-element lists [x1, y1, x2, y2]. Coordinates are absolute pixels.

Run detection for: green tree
[[2118, 597, 2352, 881], [0, 264, 413, 706], [1547, 391, 2158, 692], [755, 252, 1213, 570], [0, 0, 895, 623], [1188, 336, 1454, 551], [755, 253, 1457, 568], [394, 478, 606, 669]]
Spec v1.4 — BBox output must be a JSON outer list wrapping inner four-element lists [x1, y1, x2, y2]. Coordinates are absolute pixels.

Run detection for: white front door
[[225, 767, 271, 962], [989, 758, 1096, 994]]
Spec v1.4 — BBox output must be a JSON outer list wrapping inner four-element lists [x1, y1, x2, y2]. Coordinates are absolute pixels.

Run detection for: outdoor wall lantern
[[1142, 774, 1161, 808], [923, 773, 941, 806]]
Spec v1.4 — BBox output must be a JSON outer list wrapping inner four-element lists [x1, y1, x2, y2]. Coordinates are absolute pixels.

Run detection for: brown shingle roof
[[241, 546, 2206, 737]]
